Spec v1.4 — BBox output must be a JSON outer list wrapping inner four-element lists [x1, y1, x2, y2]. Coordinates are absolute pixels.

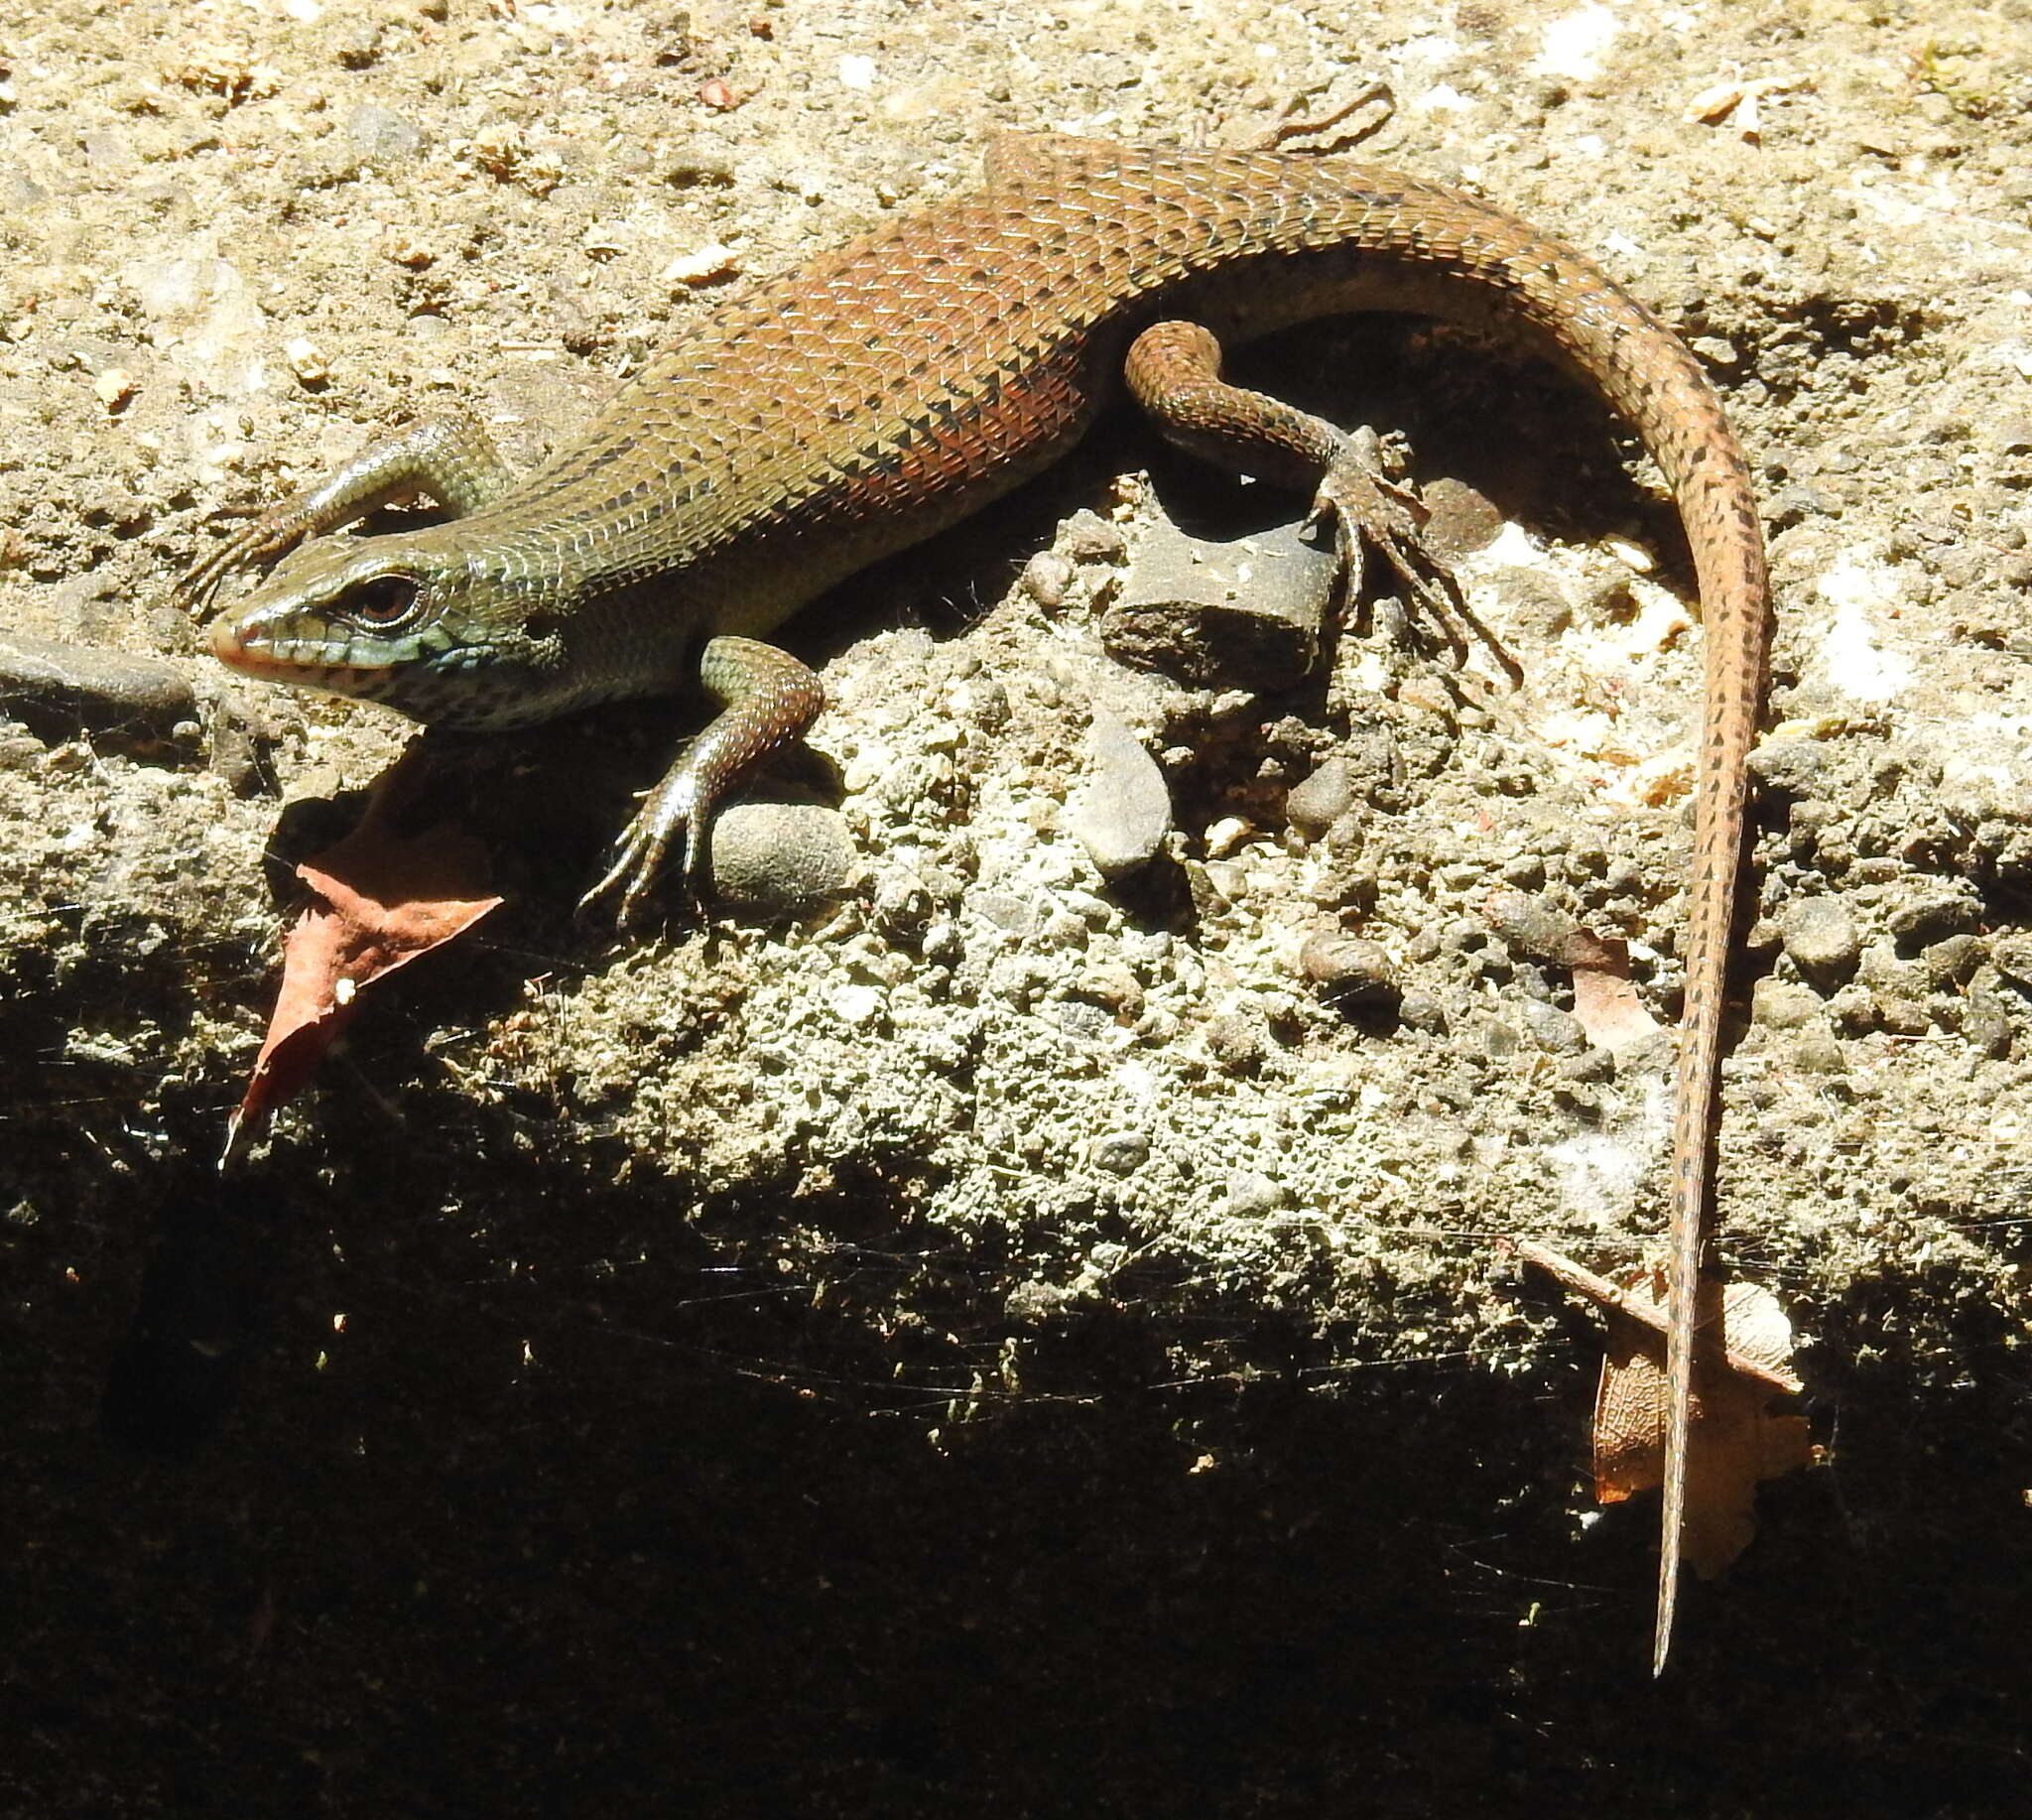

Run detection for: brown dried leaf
[[1483, 898, 1661, 1052], [1565, 930, 1663, 1053], [1518, 1242, 1816, 1579]]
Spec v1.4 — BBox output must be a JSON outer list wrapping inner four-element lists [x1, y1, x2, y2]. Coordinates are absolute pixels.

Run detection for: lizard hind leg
[[1122, 317, 1517, 679]]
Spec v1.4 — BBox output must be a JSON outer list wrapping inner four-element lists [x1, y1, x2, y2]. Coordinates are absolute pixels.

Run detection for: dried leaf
[[1565, 930, 1663, 1053], [1518, 1241, 1816, 1579], [1682, 72, 1809, 141], [225, 750, 502, 1159]]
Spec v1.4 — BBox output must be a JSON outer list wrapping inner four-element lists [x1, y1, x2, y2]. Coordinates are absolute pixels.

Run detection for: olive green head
[[211, 536, 574, 731]]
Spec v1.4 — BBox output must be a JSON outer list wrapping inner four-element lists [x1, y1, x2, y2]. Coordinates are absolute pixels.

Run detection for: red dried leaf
[[226, 755, 502, 1156]]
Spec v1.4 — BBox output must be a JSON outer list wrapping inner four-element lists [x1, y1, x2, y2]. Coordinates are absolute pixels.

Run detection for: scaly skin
[[185, 135, 1771, 1667]]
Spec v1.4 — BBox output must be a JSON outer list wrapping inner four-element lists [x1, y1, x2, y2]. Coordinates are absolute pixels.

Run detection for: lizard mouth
[[209, 614, 282, 675], [210, 615, 391, 693]]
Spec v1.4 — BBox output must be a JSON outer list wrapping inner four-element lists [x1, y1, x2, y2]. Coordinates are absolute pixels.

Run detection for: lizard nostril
[[210, 614, 251, 665]]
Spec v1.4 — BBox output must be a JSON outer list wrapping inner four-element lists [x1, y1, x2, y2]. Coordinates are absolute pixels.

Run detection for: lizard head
[[212, 536, 572, 731]]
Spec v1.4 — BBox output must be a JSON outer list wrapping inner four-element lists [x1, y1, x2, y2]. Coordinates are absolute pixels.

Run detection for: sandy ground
[[4, 1, 2030, 1813]]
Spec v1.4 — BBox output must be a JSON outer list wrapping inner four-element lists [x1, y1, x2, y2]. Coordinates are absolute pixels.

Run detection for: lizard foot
[[575, 762, 711, 933], [175, 503, 318, 616], [1307, 430, 1522, 683]]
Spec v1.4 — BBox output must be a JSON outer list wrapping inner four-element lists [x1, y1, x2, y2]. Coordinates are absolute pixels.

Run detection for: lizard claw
[[572, 637, 822, 931], [1306, 430, 1522, 683], [175, 506, 316, 616], [574, 768, 711, 931]]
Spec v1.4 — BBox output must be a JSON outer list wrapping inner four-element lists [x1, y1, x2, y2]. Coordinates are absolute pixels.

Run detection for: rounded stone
[[707, 803, 856, 922]]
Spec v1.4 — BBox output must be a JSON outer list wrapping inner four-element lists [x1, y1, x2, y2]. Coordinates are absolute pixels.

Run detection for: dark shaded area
[[8, 1138, 2029, 1820]]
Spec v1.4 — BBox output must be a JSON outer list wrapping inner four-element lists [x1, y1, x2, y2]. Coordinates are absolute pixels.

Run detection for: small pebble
[[1285, 757, 1355, 841], [1222, 1172, 1287, 1218], [1205, 1009, 1268, 1073], [1517, 998, 1587, 1056], [1068, 714, 1172, 878], [1780, 896, 1859, 984], [1397, 991, 1447, 1034], [1419, 477, 1504, 559], [1489, 568, 1574, 639], [662, 242, 738, 286], [285, 336, 328, 386], [1021, 550, 1076, 609], [1886, 891, 1979, 947], [1060, 510, 1127, 564], [1751, 977, 1822, 1029], [1487, 891, 1583, 965], [92, 367, 136, 412], [1298, 932, 1398, 1012], [1091, 1131, 1150, 1175], [346, 102, 426, 163]]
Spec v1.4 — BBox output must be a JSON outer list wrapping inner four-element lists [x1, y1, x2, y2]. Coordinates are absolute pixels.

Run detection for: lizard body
[[185, 135, 1771, 1670]]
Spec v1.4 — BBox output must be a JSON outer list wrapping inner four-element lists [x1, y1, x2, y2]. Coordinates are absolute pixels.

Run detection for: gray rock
[[1919, 934, 1984, 989], [0, 629, 195, 751], [1460, 1014, 1523, 1060], [1488, 567, 1574, 639], [1748, 739, 1836, 796], [1487, 891, 1583, 965], [1060, 509, 1128, 564], [1780, 896, 1860, 983], [1285, 756, 1355, 841], [1338, 724, 1405, 808], [80, 130, 138, 175], [1102, 517, 1335, 687], [706, 802, 855, 922], [1886, 890, 1980, 947], [1961, 983, 2018, 1059], [1222, 1171, 1287, 1218], [1204, 1010, 1268, 1073], [1559, 1046, 1614, 1083], [334, 20, 384, 67], [1068, 715, 1171, 878], [1752, 977, 1823, 1029], [1298, 931, 1397, 1012], [1517, 997, 1587, 1056], [1419, 477, 1505, 560], [1991, 933, 2032, 987], [1091, 1131, 1150, 1175], [968, 890, 1039, 938], [1988, 416, 2032, 455], [1396, 991, 1447, 1034], [347, 103, 427, 164], [1020, 550, 1076, 609]]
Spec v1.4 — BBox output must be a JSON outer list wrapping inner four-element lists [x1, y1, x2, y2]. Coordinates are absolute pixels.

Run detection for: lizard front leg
[[578, 634, 826, 928]]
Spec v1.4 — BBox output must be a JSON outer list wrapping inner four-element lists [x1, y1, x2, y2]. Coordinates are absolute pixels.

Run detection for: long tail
[[1383, 184, 1773, 1669], [1654, 460, 1769, 1671], [1516, 245, 1772, 1672]]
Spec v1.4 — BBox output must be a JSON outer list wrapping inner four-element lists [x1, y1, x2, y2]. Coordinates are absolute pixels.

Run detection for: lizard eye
[[342, 576, 424, 630]]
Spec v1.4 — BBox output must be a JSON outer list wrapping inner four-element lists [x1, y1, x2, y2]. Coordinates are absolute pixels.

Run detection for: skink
[[183, 134, 1772, 1670]]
